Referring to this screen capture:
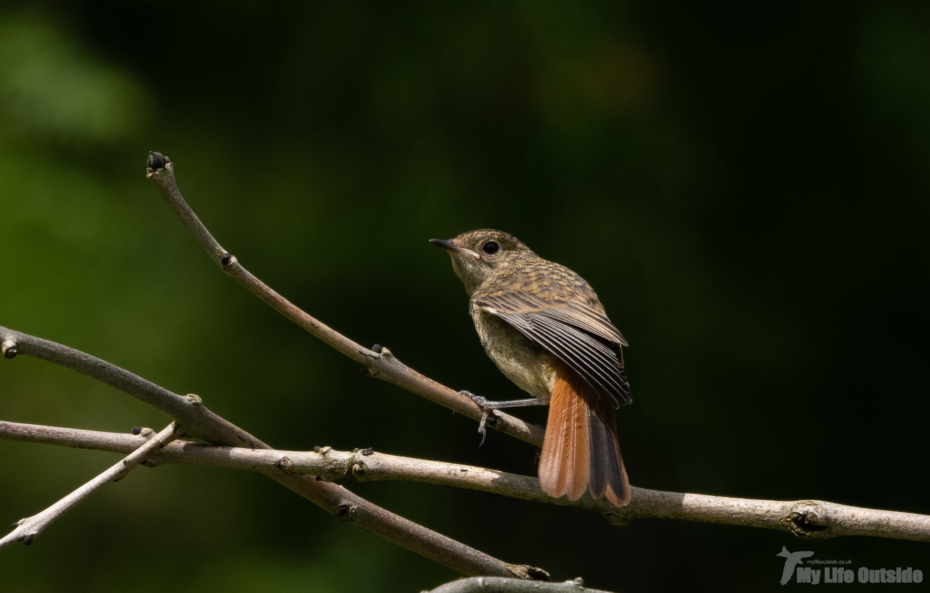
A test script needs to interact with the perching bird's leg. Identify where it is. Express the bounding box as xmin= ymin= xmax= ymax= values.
xmin=459 ymin=390 xmax=549 ymax=446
